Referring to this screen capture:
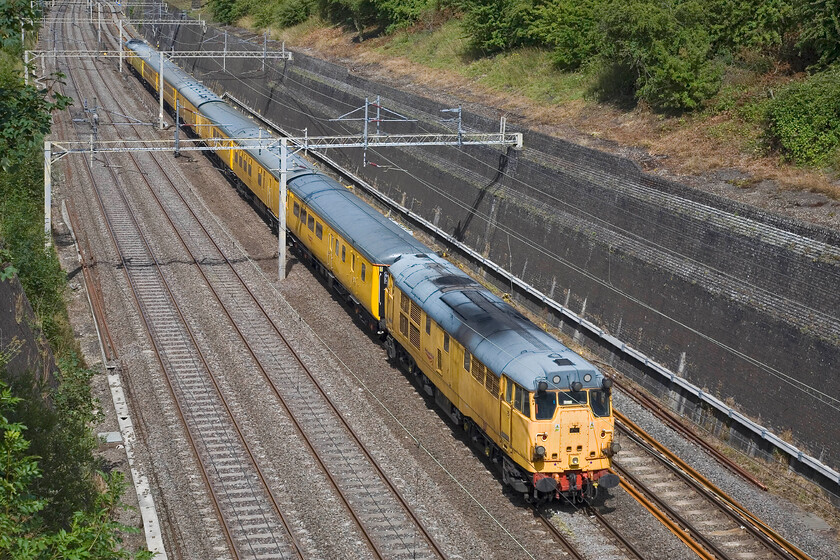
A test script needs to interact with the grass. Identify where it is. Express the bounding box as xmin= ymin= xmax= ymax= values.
xmin=248 ymin=13 xmax=840 ymax=202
